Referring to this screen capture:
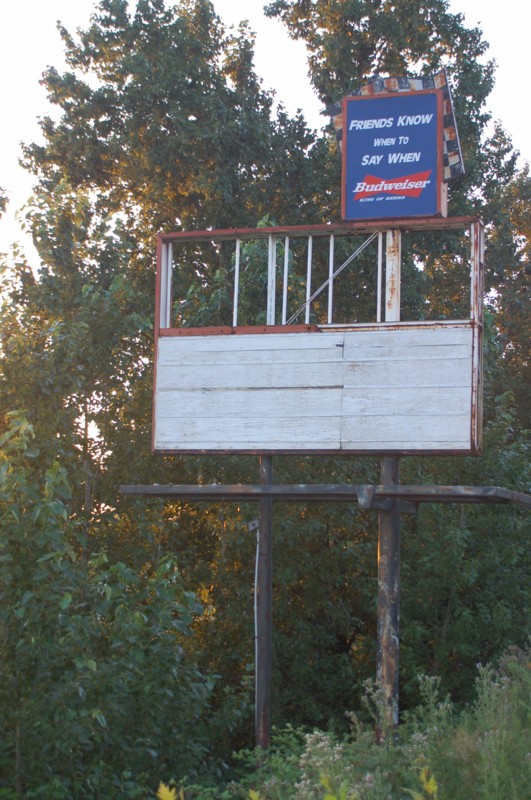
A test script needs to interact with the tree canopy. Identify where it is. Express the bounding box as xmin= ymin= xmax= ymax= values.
xmin=0 ymin=0 xmax=529 ymax=795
